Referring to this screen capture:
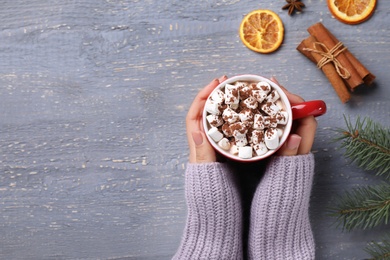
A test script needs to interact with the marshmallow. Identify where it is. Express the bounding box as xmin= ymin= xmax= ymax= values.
xmin=229 ymin=143 xmax=239 ymax=155
xmin=238 ymin=85 xmax=252 ymax=100
xmin=252 ymin=89 xmax=267 ymax=103
xmin=218 ymin=138 xmax=231 ymax=151
xmin=231 ymin=122 xmax=248 ymax=136
xmin=234 ymin=81 xmax=249 ymax=88
xmin=242 ymin=96 xmax=258 ymax=109
xmin=238 ymin=146 xmax=253 ymax=159
xmin=261 ymin=102 xmax=280 ymax=116
xmin=222 ymin=107 xmax=239 ymax=124
xmin=253 ymin=142 xmax=268 ymax=156
xmin=229 ymin=102 xmax=239 ymax=110
xmin=265 ymin=128 xmax=279 ymax=149
xmin=205 ymin=100 xmax=221 ymax=115
xmin=239 ymin=108 xmax=254 ymax=123
xmin=276 ymin=100 xmax=284 ymax=110
xmin=224 ymin=84 xmax=240 ymax=106
xmin=277 ymin=128 xmax=284 ymax=138
xmin=253 ymin=114 xmax=266 ymax=130
xmin=265 ymin=116 xmax=278 ymax=128
xmin=234 ymin=133 xmax=248 ymax=147
xmin=222 ymin=123 xmax=233 ymax=137
xmin=211 ymin=89 xmax=225 ymax=104
xmin=261 ymin=116 xmax=271 ymax=128
xmin=256 ymin=81 xmax=271 ymax=94
xmin=275 ymin=111 xmax=288 ymax=125
xmin=267 ymin=90 xmax=280 ymax=102
xmin=251 ymin=130 xmax=265 ymax=145
xmin=206 ymin=114 xmax=224 ymax=127
xmin=208 ymin=127 xmax=224 ymax=142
